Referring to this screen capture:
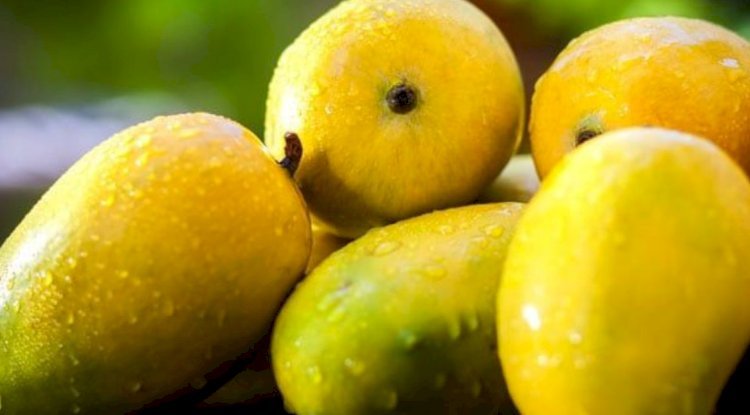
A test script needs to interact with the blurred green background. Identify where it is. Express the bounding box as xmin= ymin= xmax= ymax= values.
xmin=3 ymin=0 xmax=750 ymax=258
